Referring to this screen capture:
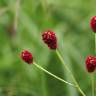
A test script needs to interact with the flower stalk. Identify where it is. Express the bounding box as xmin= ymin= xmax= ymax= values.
xmin=91 ymin=73 xmax=94 ymax=96
xmin=91 ymin=33 xmax=96 ymax=96
xmin=33 ymin=62 xmax=76 ymax=87
xmin=55 ymin=49 xmax=86 ymax=96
